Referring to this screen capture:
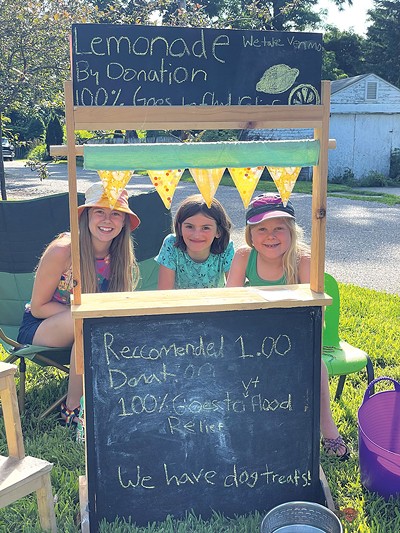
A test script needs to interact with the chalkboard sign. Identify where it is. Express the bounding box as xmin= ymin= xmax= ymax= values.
xmin=83 ymin=306 xmax=323 ymax=529
xmin=71 ymin=24 xmax=322 ymax=107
